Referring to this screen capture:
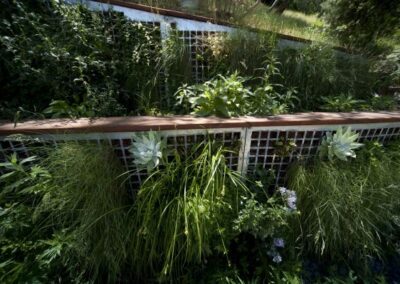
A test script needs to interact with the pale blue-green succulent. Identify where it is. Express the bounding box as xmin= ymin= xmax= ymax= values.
xmin=129 ymin=131 xmax=165 ymax=172
xmin=319 ymin=127 xmax=363 ymax=161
